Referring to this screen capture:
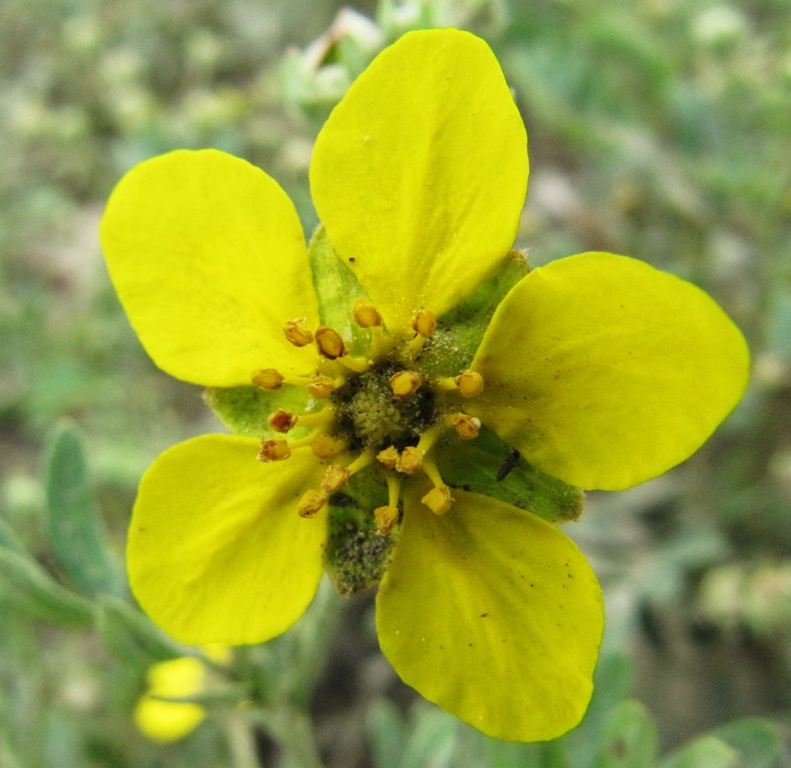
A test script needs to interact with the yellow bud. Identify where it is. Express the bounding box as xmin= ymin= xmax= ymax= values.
xmin=283 ymin=319 xmax=313 ymax=347
xmin=390 ymin=370 xmax=421 ymax=399
xmin=315 ymin=327 xmax=346 ymax=359
xmin=251 ymin=368 xmax=284 ymax=390
xmin=353 ymin=299 xmax=382 ymax=328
